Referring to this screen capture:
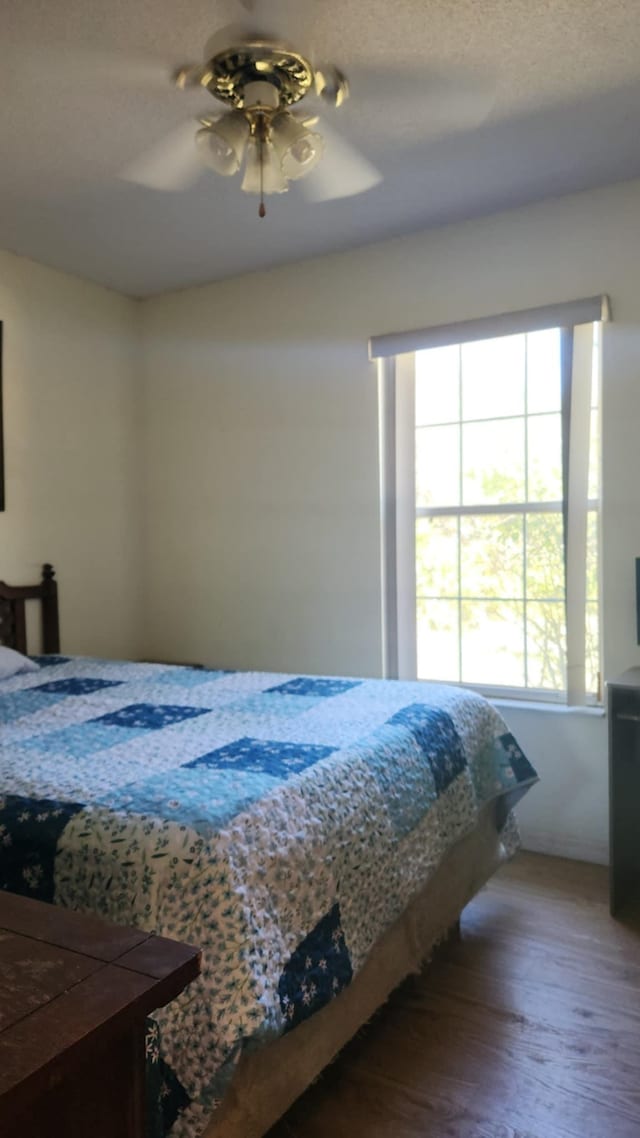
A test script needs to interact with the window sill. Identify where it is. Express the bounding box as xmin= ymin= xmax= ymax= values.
xmin=491 ymin=697 xmax=605 ymax=717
